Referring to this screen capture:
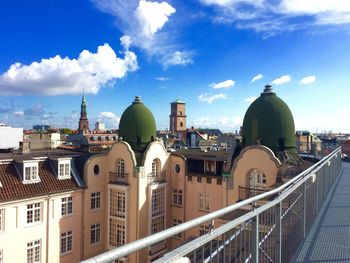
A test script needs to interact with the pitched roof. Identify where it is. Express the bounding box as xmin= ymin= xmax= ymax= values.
xmin=0 ymin=160 xmax=80 ymax=202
